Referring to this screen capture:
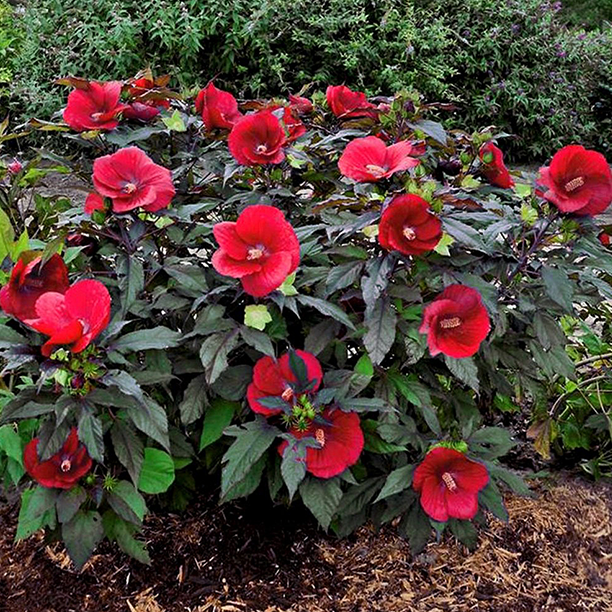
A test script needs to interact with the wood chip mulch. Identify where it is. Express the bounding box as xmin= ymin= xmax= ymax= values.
xmin=0 ymin=475 xmax=611 ymax=612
